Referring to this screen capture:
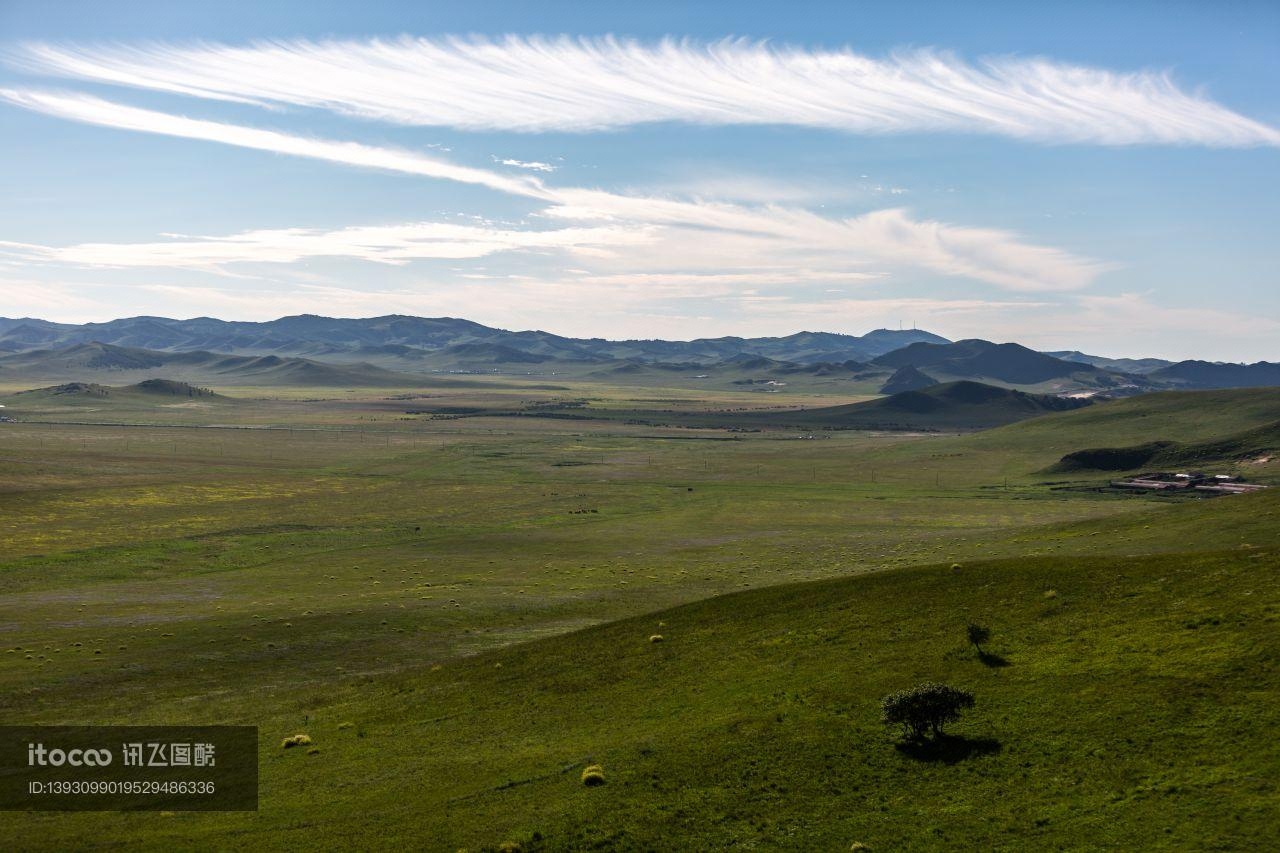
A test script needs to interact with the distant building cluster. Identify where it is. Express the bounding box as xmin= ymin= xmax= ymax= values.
xmin=1111 ymin=472 xmax=1269 ymax=495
